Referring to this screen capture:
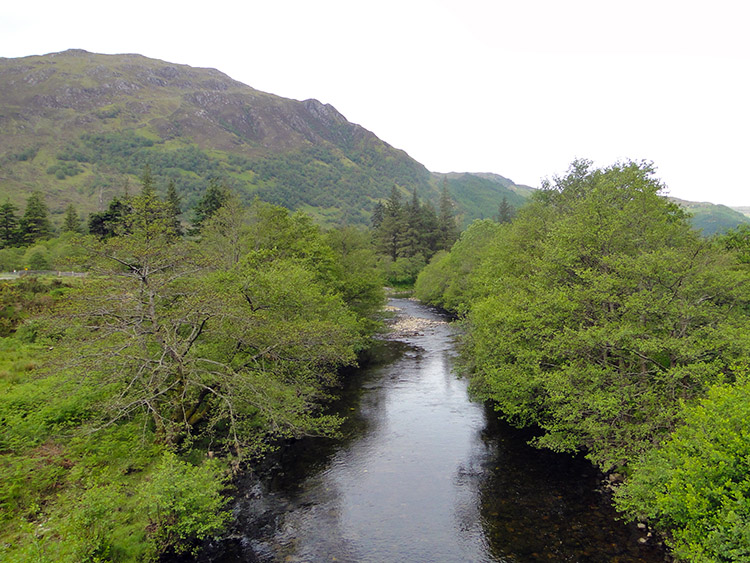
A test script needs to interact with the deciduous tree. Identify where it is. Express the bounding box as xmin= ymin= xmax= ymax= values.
xmin=54 ymin=193 xmax=363 ymax=461
xmin=452 ymin=160 xmax=750 ymax=469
